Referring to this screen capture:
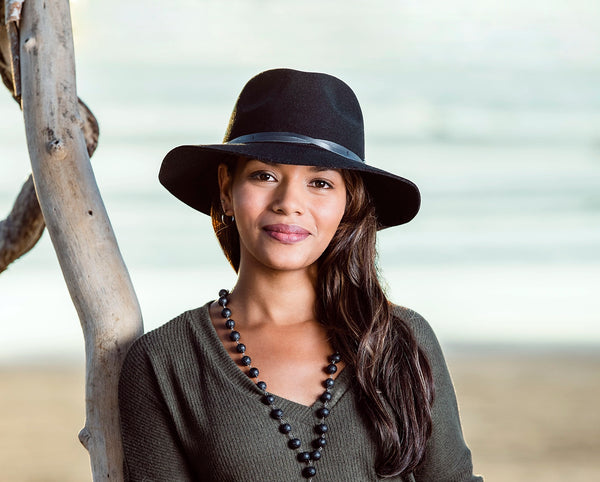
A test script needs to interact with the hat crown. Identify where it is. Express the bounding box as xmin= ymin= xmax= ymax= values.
xmin=224 ymin=69 xmax=365 ymax=159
